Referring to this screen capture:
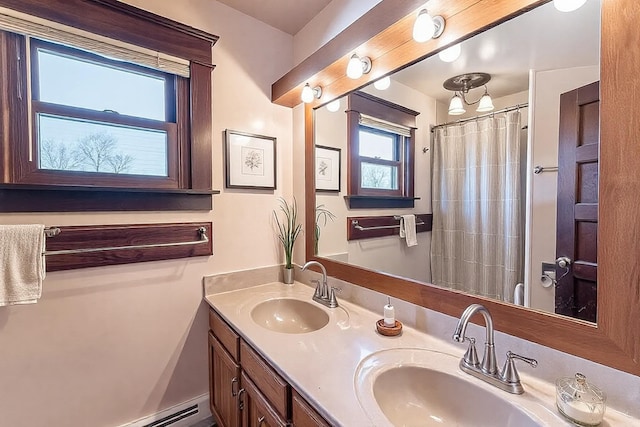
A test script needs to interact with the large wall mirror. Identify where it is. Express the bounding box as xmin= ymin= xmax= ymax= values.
xmin=313 ymin=0 xmax=600 ymax=323
xmin=299 ymin=0 xmax=640 ymax=376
